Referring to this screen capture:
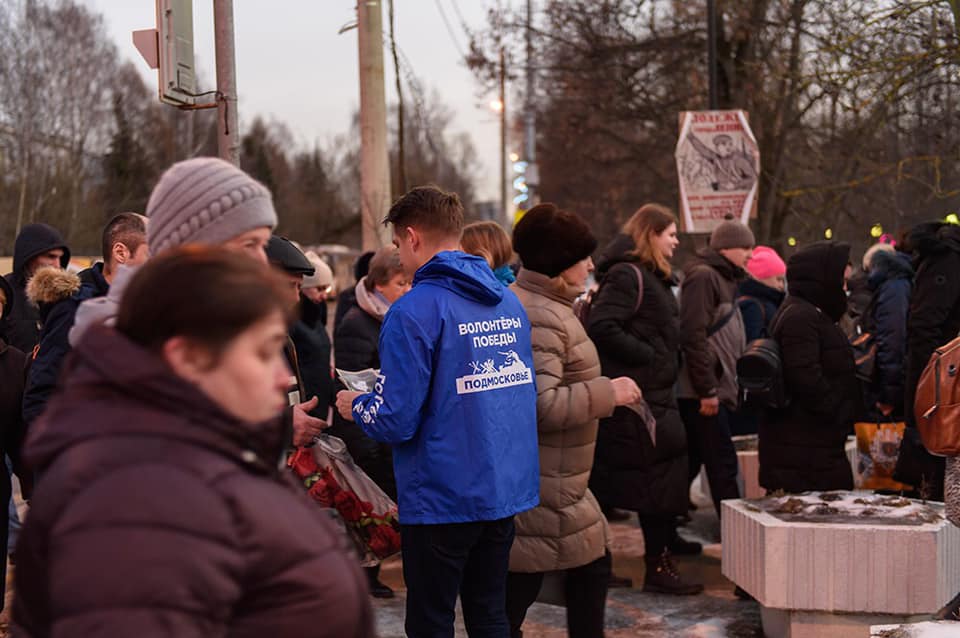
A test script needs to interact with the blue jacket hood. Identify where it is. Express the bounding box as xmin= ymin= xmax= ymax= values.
xmin=415 ymin=251 xmax=504 ymax=306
